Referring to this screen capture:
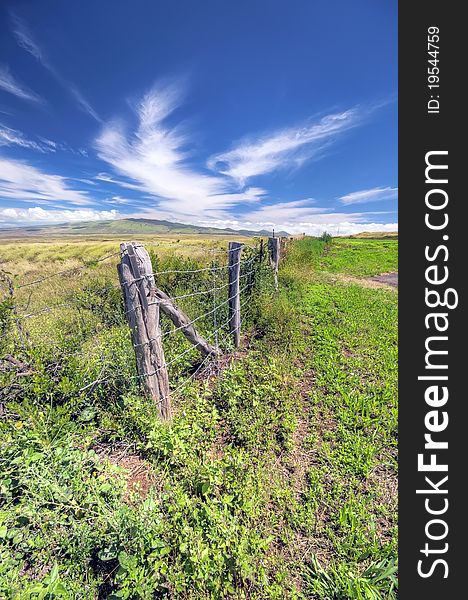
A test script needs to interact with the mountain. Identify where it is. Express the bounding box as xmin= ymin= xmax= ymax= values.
xmin=0 ymin=218 xmax=289 ymax=239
